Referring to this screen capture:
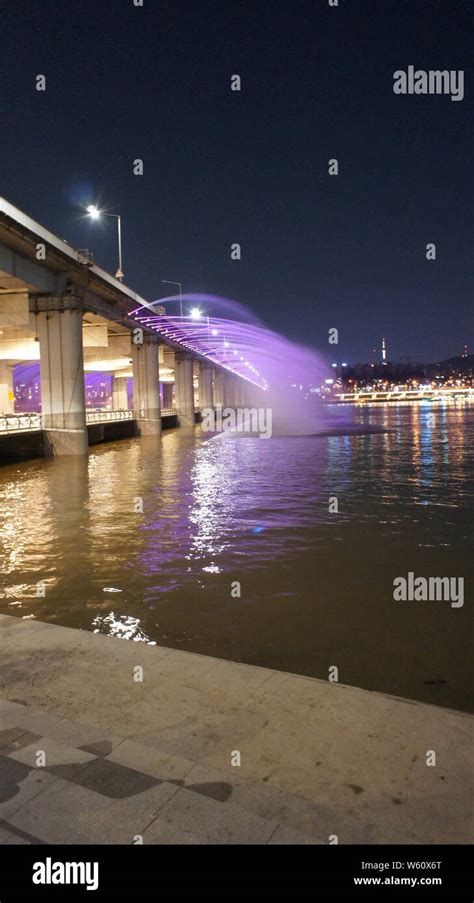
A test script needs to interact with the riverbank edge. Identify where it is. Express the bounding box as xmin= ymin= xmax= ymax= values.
xmin=1 ymin=614 xmax=472 ymax=844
